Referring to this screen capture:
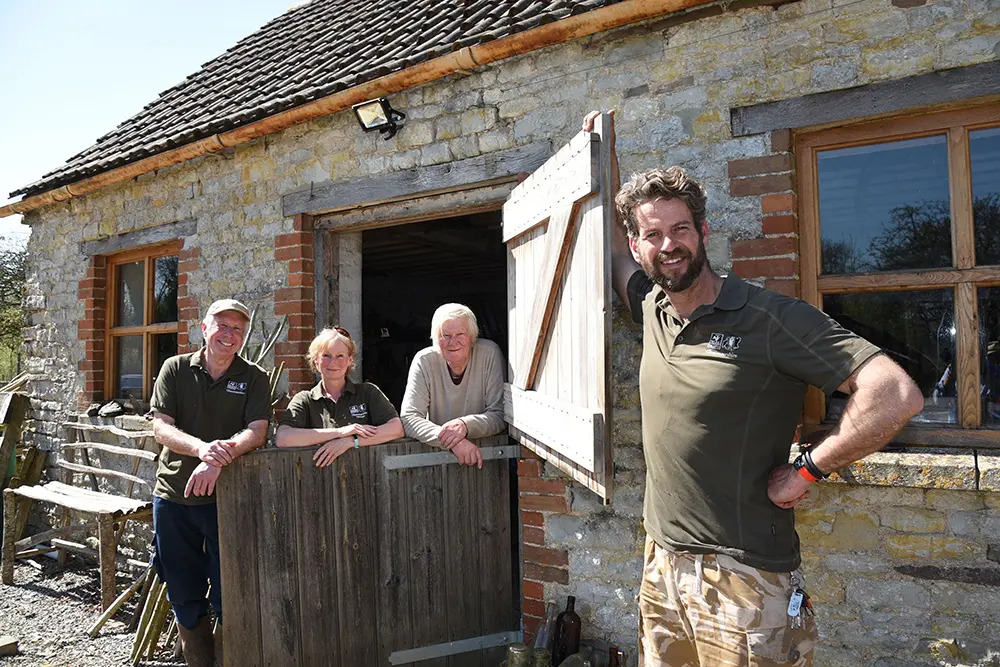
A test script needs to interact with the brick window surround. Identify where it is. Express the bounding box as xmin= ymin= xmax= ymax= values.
xmin=77 ymin=255 xmax=108 ymax=410
xmin=518 ymin=455 xmax=571 ymax=645
xmin=77 ymin=240 xmax=190 ymax=410
xmin=274 ymin=213 xmax=316 ymax=398
xmin=728 ymin=129 xmax=799 ymax=298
